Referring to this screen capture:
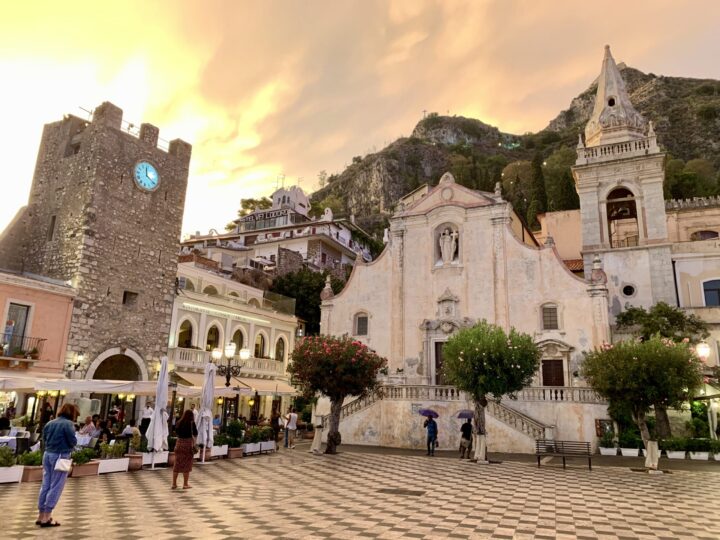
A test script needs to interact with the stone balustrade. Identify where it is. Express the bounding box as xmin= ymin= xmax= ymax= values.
xmin=167 ymin=347 xmax=285 ymax=377
xmin=486 ymin=400 xmax=548 ymax=440
xmin=383 ymin=385 xmax=465 ymax=401
xmin=513 ymin=386 xmax=606 ymax=404
xmin=576 ymin=136 xmax=658 ymax=165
